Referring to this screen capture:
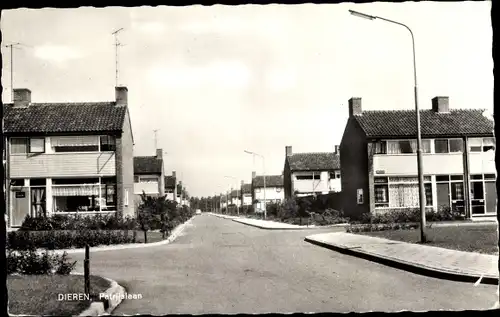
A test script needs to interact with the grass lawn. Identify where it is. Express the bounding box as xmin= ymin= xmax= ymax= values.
xmin=357 ymin=225 xmax=499 ymax=255
xmin=134 ymin=230 xmax=167 ymax=244
xmin=8 ymin=274 xmax=111 ymax=316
